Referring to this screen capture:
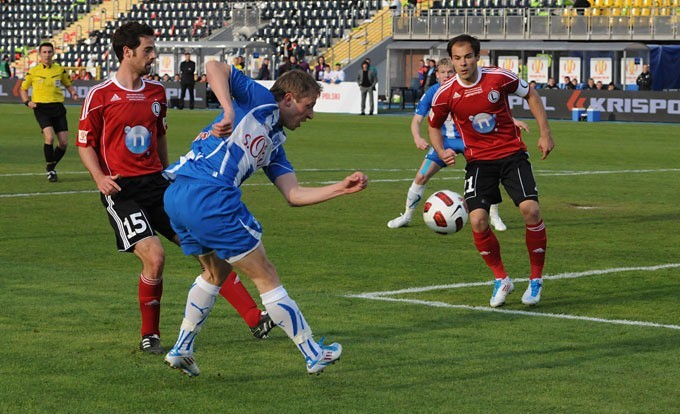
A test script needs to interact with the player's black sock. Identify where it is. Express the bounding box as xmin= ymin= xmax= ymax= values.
xmin=44 ymin=144 xmax=55 ymax=172
xmin=53 ymin=146 xmax=66 ymax=166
